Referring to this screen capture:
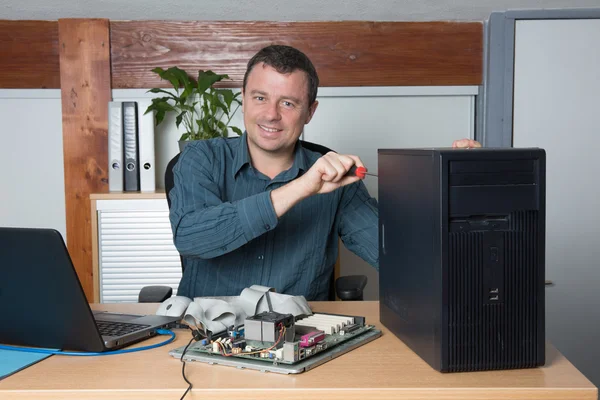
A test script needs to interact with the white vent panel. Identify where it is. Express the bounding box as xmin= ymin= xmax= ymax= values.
xmin=98 ymin=208 xmax=182 ymax=303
